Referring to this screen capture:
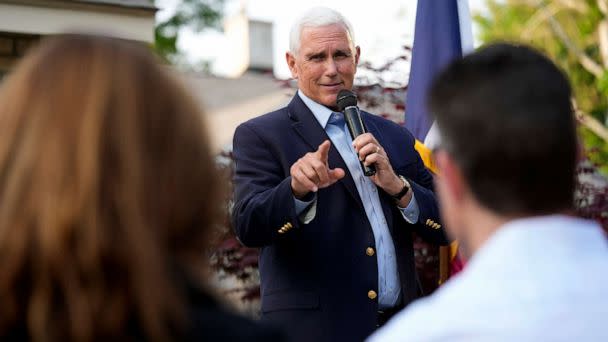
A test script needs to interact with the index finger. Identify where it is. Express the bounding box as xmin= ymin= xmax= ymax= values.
xmin=316 ymin=140 xmax=331 ymax=163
